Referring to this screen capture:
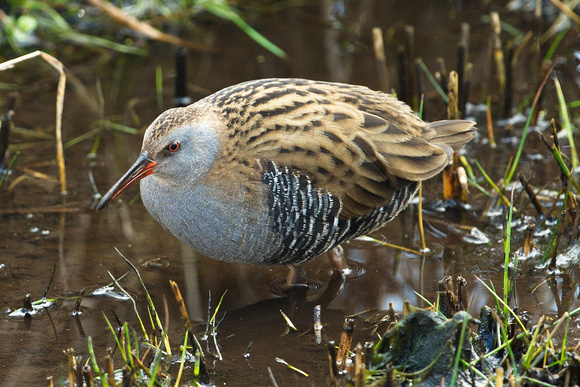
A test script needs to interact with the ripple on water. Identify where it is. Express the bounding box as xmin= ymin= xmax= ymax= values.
xmin=314 ymin=260 xmax=366 ymax=281
xmin=462 ymin=227 xmax=490 ymax=244
xmin=269 ymin=277 xmax=323 ymax=297
xmin=7 ymin=299 xmax=56 ymax=318
xmin=91 ymin=285 xmax=131 ymax=300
